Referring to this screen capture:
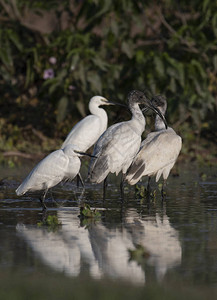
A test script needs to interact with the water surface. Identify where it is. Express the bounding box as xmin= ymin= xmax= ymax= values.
xmin=0 ymin=163 xmax=217 ymax=296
